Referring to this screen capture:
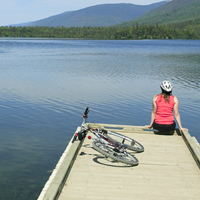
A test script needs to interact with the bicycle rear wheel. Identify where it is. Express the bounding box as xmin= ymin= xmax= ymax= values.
xmin=92 ymin=140 xmax=138 ymax=166
xmin=102 ymin=130 xmax=144 ymax=152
